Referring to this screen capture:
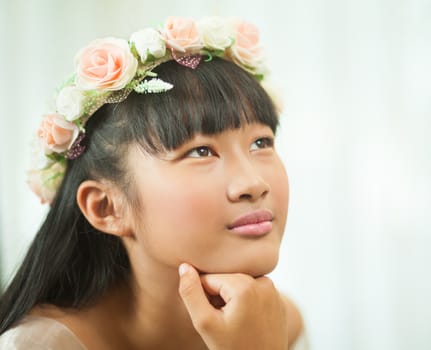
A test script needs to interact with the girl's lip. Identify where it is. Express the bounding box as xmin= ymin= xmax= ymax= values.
xmin=228 ymin=209 xmax=274 ymax=236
